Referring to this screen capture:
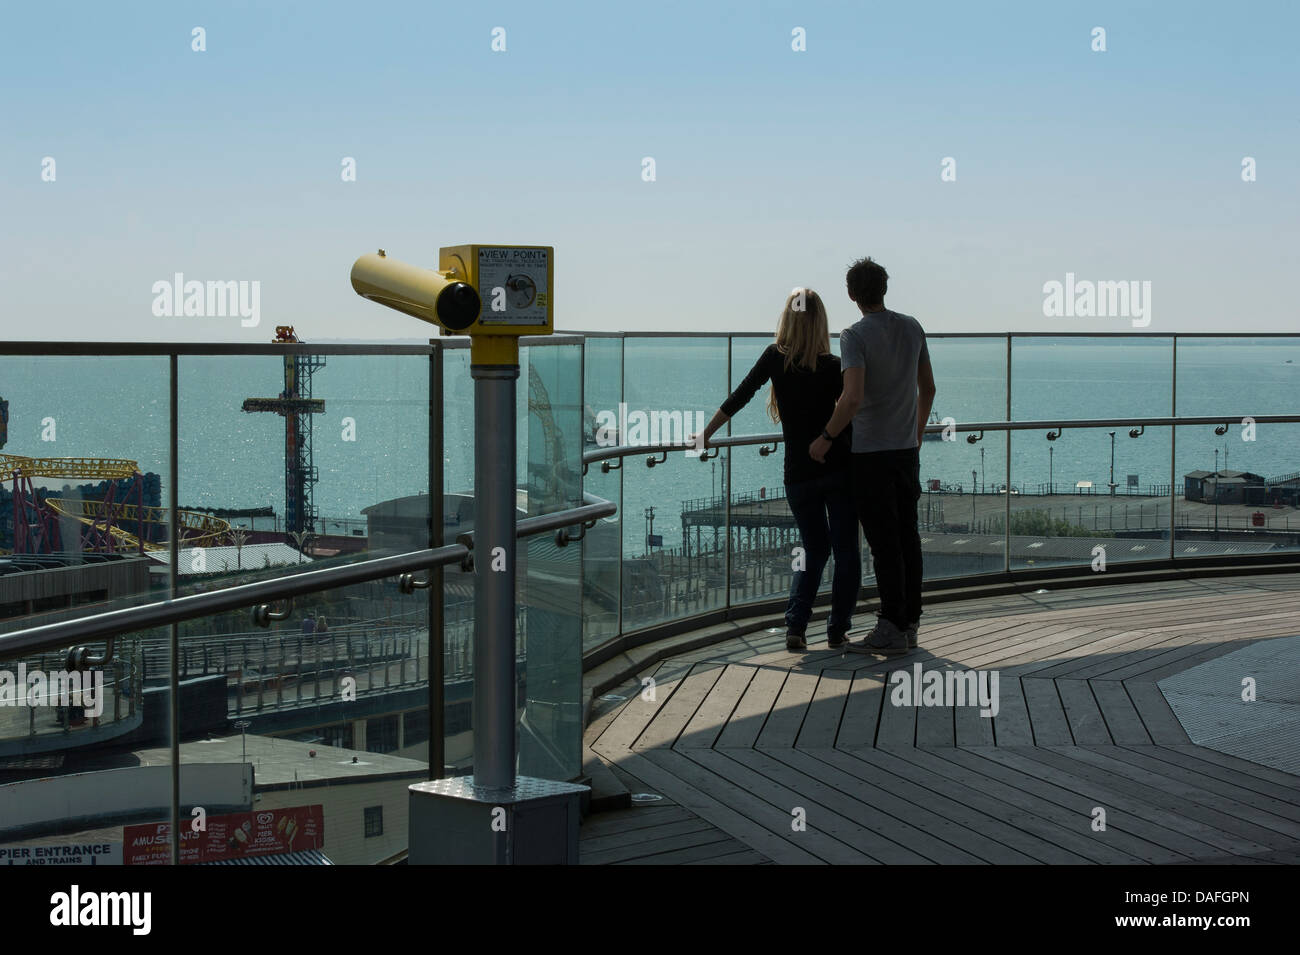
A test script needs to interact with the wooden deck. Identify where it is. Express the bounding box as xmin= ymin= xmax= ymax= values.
xmin=582 ymin=574 xmax=1300 ymax=864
